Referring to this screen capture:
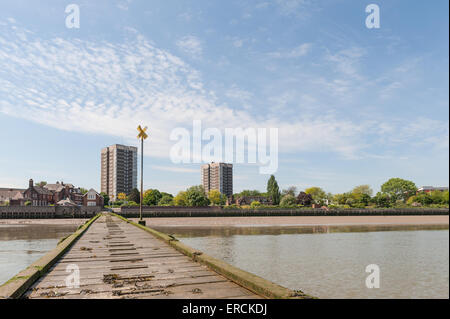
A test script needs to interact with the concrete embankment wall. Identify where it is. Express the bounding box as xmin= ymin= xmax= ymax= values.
xmin=0 ymin=206 xmax=102 ymax=219
xmin=120 ymin=206 xmax=449 ymax=218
